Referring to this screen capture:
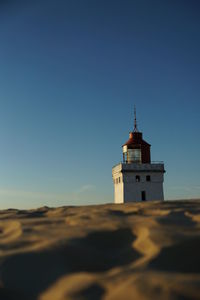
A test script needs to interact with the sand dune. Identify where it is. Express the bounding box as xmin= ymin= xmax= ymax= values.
xmin=0 ymin=200 xmax=200 ymax=299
